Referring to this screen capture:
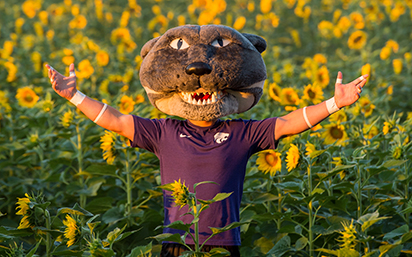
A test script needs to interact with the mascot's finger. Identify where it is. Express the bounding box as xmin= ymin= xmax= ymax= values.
xmin=336 ymin=71 xmax=343 ymax=84
xmin=69 ymin=63 xmax=76 ymax=77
